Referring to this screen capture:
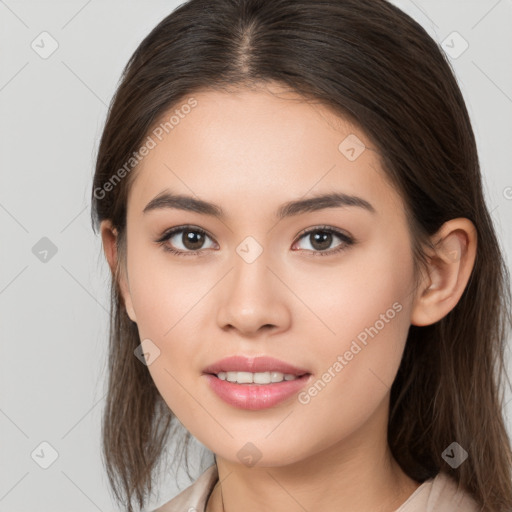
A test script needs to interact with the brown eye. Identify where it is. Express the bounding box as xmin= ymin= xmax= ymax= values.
xmin=156 ymin=226 xmax=217 ymax=256
xmin=181 ymin=229 xmax=206 ymax=250
xmin=293 ymin=226 xmax=354 ymax=256
xmin=308 ymin=230 xmax=333 ymax=251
